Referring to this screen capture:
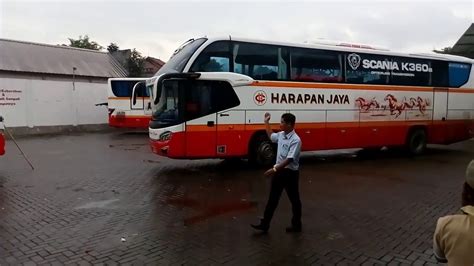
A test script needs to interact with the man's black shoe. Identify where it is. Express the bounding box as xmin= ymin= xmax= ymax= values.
xmin=251 ymin=222 xmax=269 ymax=232
xmin=285 ymin=226 xmax=302 ymax=233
